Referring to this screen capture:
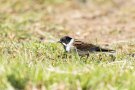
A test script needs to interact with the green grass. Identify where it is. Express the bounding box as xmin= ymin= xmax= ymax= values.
xmin=1 ymin=41 xmax=135 ymax=90
xmin=0 ymin=0 xmax=135 ymax=90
